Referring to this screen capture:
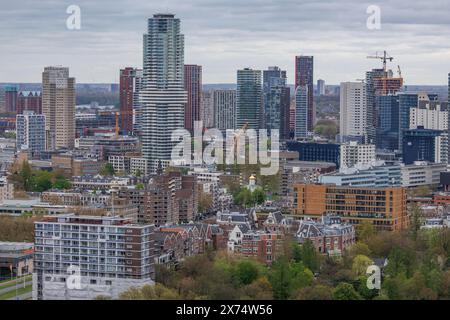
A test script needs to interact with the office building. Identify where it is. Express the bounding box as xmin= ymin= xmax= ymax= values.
xmin=33 ymin=214 xmax=155 ymax=300
xmin=320 ymin=161 xmax=402 ymax=187
xmin=184 ymin=64 xmax=202 ymax=132
xmin=376 ymin=95 xmax=399 ymax=151
xmin=402 ymin=127 xmax=443 ymax=165
xmin=317 ymin=79 xmax=325 ymax=96
xmin=119 ymin=67 xmax=143 ymax=135
xmin=294 ymin=85 xmax=308 ymax=139
xmin=286 ymin=141 xmax=341 ymax=168
xmin=365 ymin=67 xmax=403 ymax=144
xmin=398 ymin=93 xmax=419 ymax=153
xmin=236 ymin=68 xmax=262 ymax=130
xmin=295 ymin=56 xmax=314 ymax=130
xmin=340 ymin=142 xmax=376 ymax=169
xmin=263 ymin=66 xmax=290 ymax=138
xmin=16 ymin=111 xmax=46 ymax=157
xmin=339 ymin=82 xmax=367 ymax=143
xmin=140 ymin=14 xmax=187 ymax=172
xmin=401 ymin=161 xmax=446 ymax=187
xmin=214 ymin=90 xmax=236 ymax=130
xmin=42 ymin=66 xmax=76 ymax=150
xmin=294 ymin=184 xmax=409 ymax=231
